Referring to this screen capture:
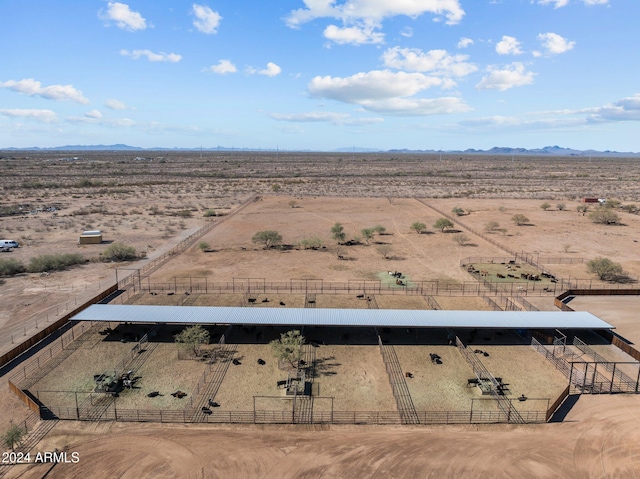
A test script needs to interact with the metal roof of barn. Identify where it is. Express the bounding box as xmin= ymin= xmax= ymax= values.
xmin=71 ymin=304 xmax=614 ymax=330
